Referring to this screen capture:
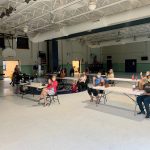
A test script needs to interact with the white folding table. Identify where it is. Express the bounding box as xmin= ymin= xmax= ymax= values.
xmin=21 ymin=82 xmax=47 ymax=98
xmin=108 ymin=77 xmax=139 ymax=84
xmin=91 ymin=85 xmax=144 ymax=115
